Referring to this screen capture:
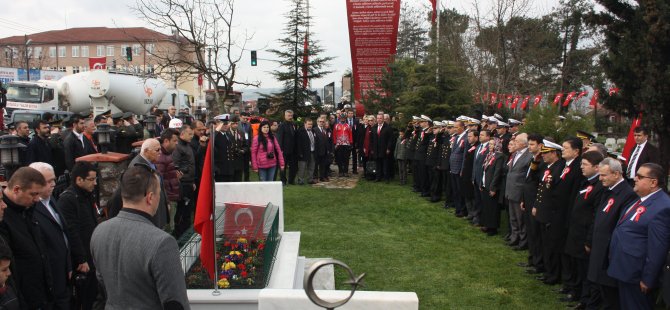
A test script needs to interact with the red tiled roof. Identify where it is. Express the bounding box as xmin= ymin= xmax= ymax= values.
xmin=0 ymin=27 xmax=181 ymax=45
